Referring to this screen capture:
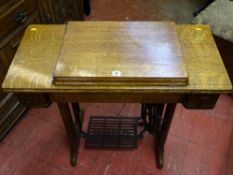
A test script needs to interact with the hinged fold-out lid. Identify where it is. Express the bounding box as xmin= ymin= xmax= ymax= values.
xmin=53 ymin=21 xmax=188 ymax=86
